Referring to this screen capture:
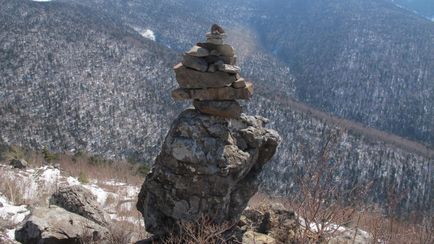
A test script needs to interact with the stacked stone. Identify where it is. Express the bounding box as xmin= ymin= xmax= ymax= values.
xmin=172 ymin=24 xmax=253 ymax=118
